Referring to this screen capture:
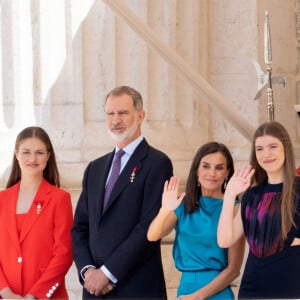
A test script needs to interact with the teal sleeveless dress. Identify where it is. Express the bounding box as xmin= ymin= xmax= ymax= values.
xmin=173 ymin=196 xmax=234 ymax=300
